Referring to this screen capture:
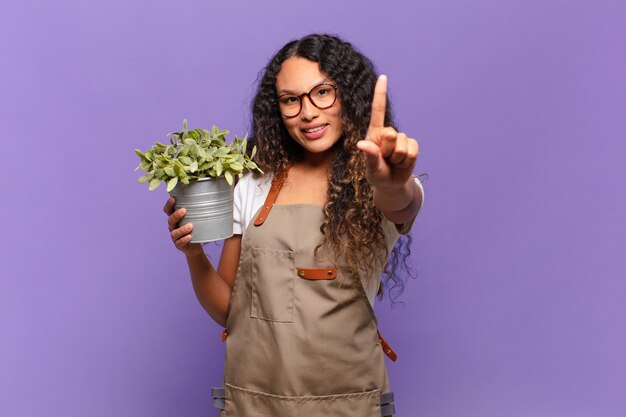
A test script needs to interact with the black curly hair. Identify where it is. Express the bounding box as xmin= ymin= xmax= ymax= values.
xmin=248 ymin=33 xmax=415 ymax=302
